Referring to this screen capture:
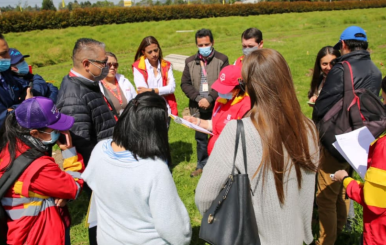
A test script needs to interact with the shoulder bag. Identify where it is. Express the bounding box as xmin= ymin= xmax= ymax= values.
xmin=199 ymin=120 xmax=261 ymax=245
